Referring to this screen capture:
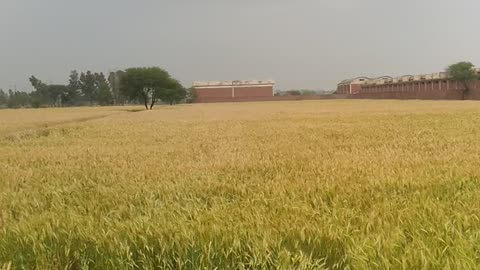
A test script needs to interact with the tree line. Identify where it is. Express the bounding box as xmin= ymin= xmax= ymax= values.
xmin=0 ymin=67 xmax=189 ymax=110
